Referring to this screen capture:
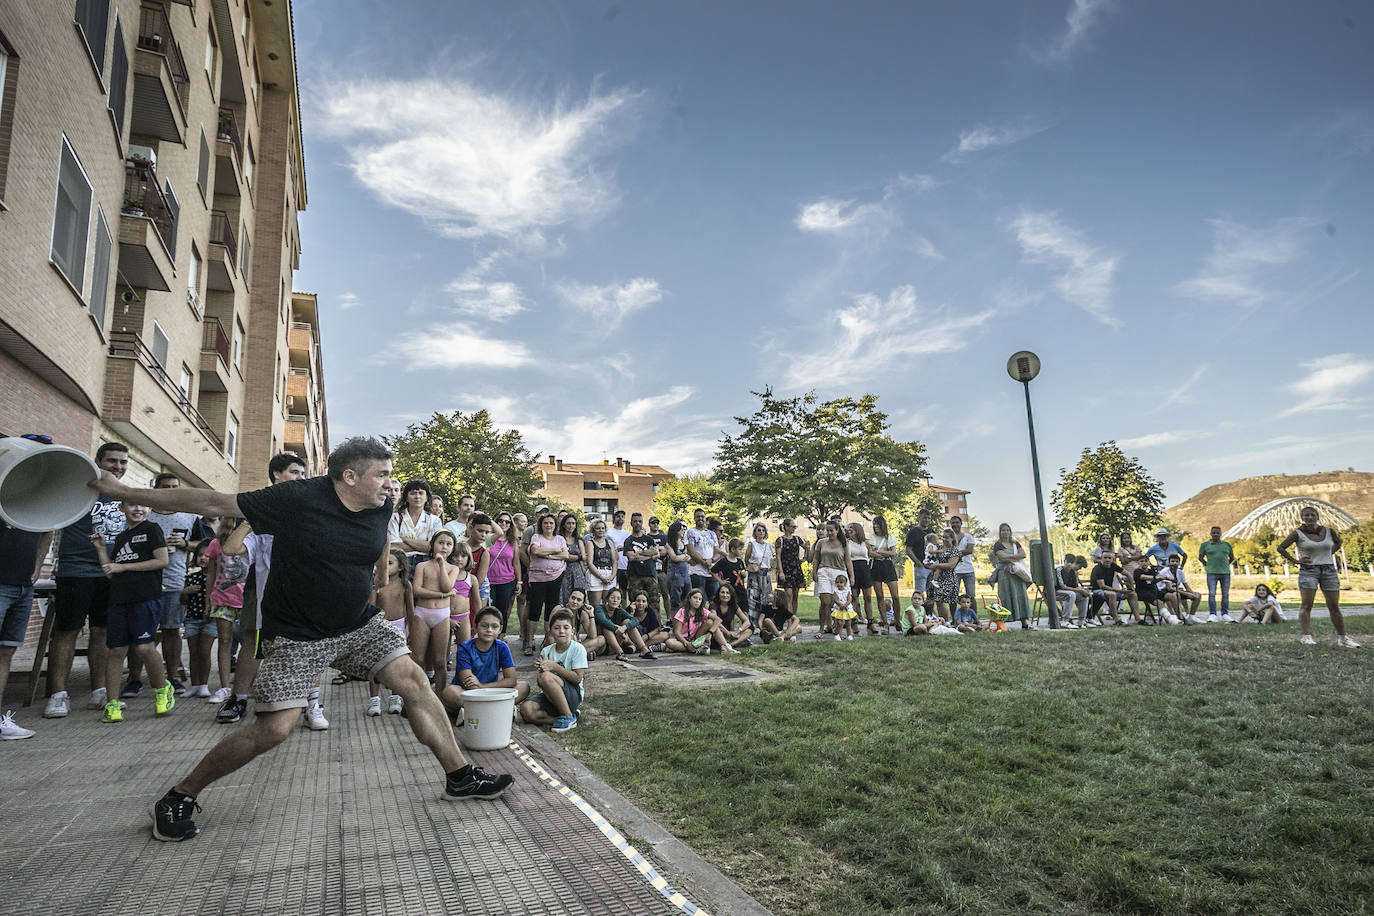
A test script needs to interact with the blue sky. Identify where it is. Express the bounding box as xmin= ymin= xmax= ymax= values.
xmin=292 ymin=0 xmax=1374 ymax=528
